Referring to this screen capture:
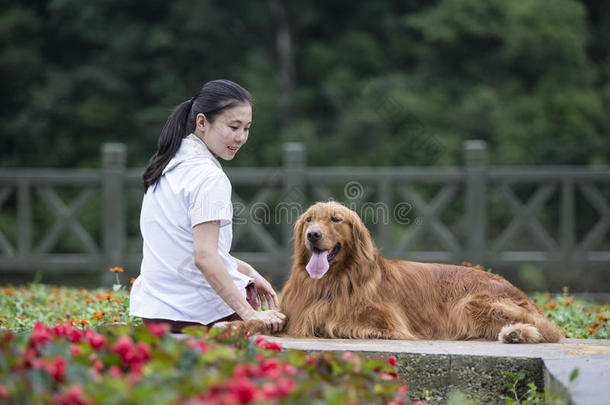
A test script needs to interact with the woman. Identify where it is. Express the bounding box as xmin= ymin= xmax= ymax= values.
xmin=130 ymin=79 xmax=286 ymax=333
